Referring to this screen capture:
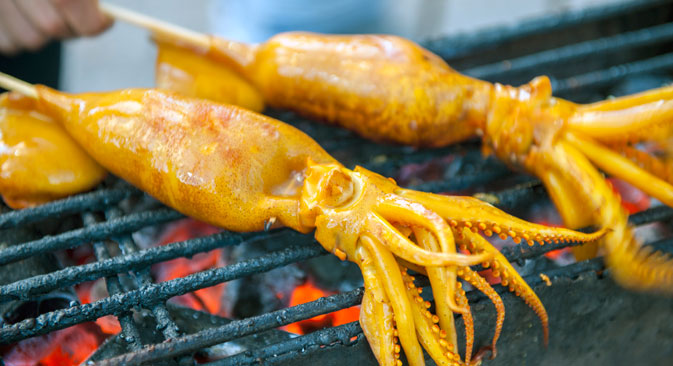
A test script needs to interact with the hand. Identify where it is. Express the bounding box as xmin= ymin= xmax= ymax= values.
xmin=0 ymin=0 xmax=112 ymax=55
